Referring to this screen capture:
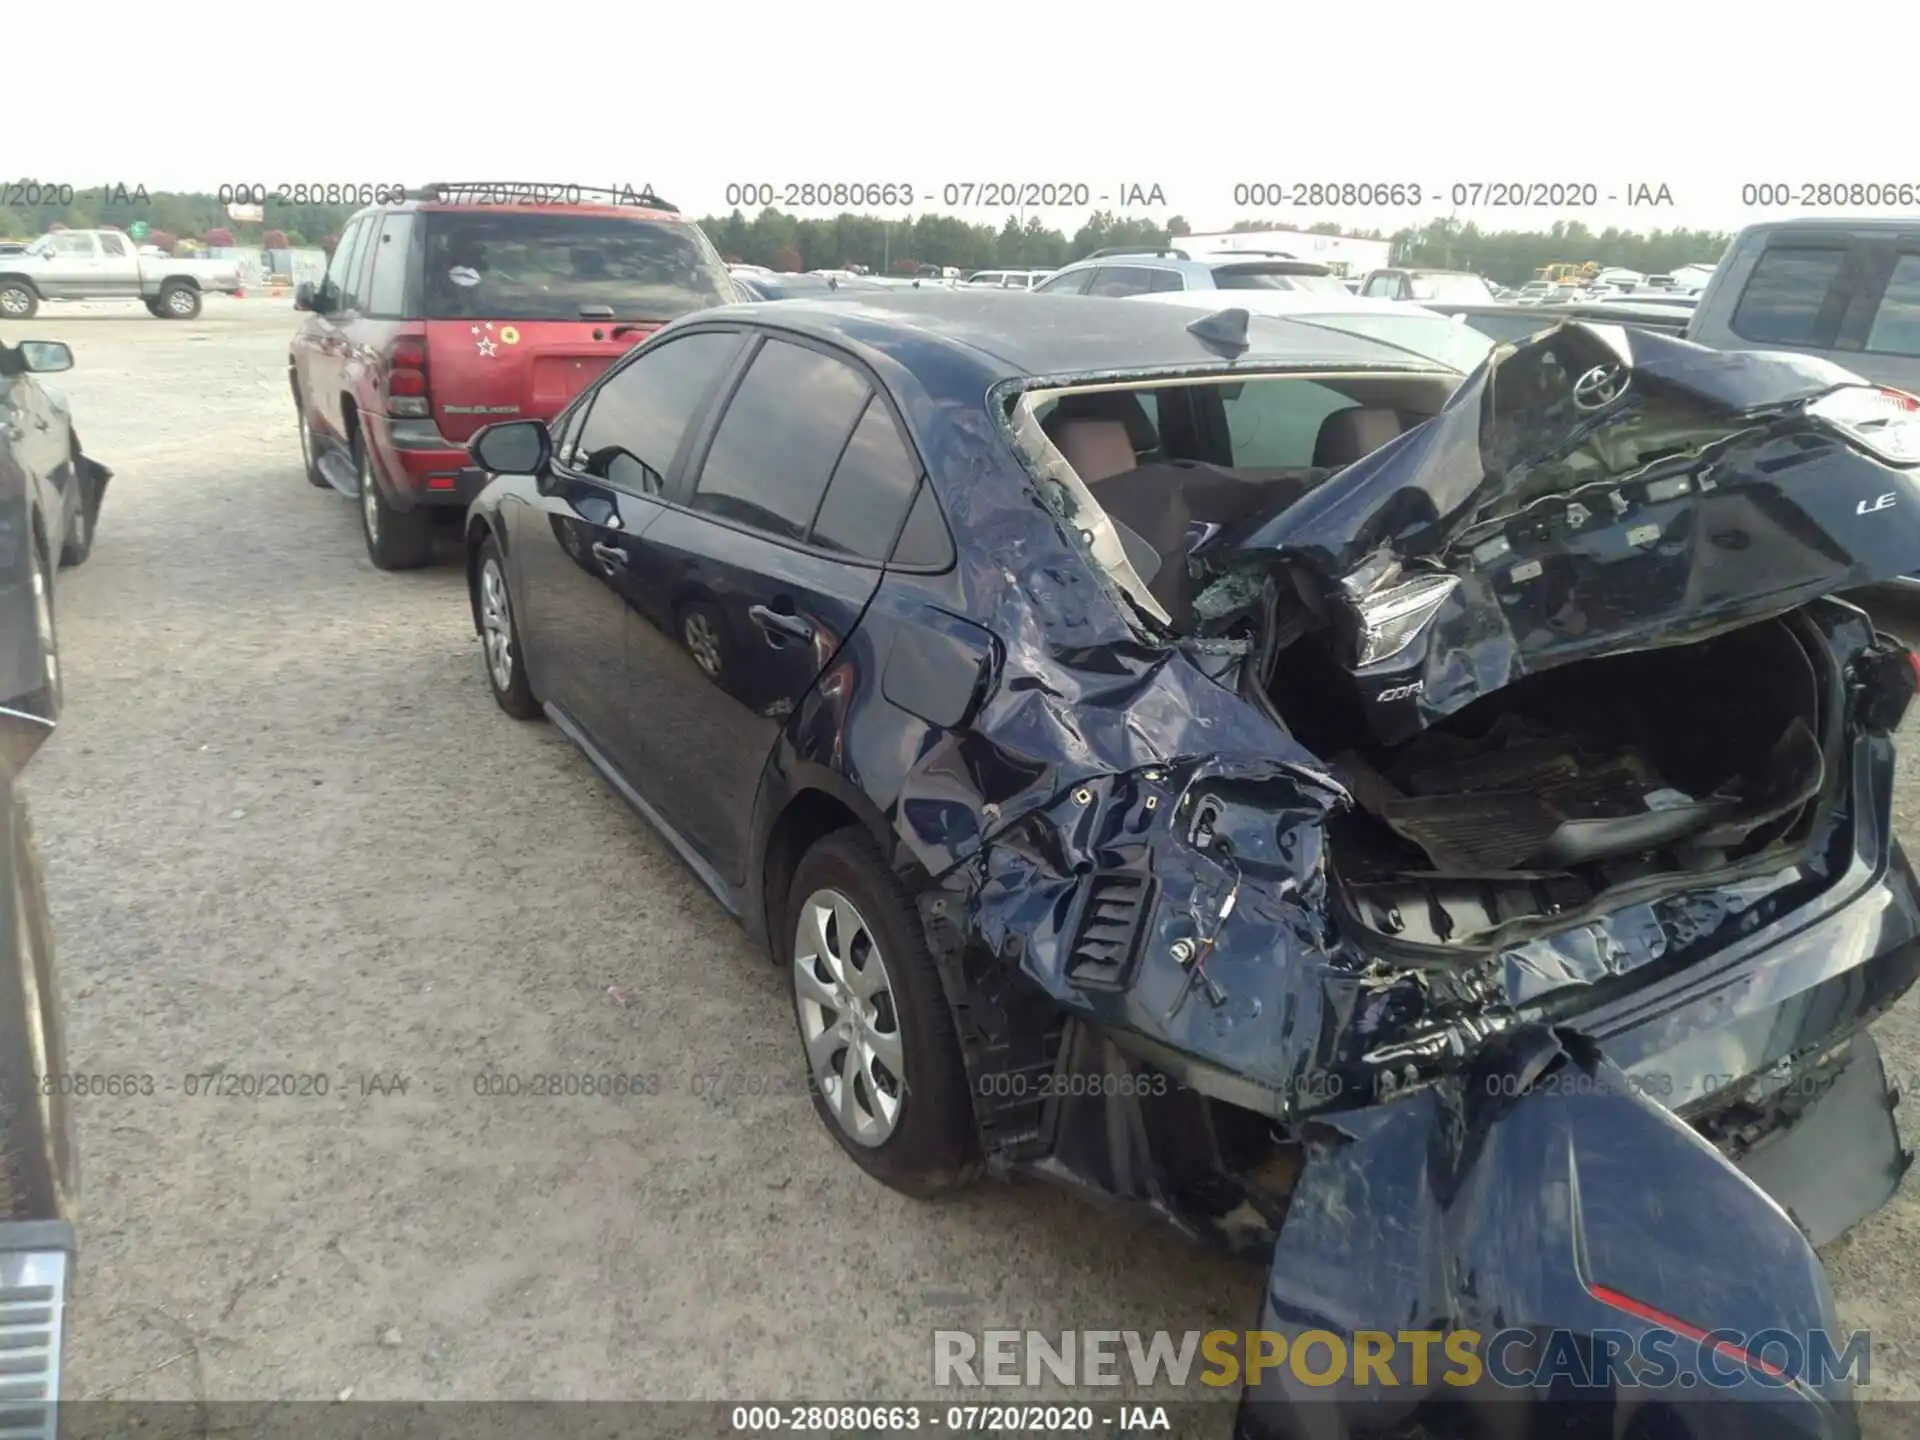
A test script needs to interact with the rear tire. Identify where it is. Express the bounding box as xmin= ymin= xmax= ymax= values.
xmin=156 ymin=282 xmax=200 ymax=320
xmin=292 ymin=384 xmax=330 ymax=489
xmin=0 ymin=284 xmax=36 ymax=322
xmin=357 ymin=435 xmax=432 ymax=571
xmin=786 ymin=828 xmax=980 ymax=1198
xmin=476 ymin=537 xmax=540 ymax=720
